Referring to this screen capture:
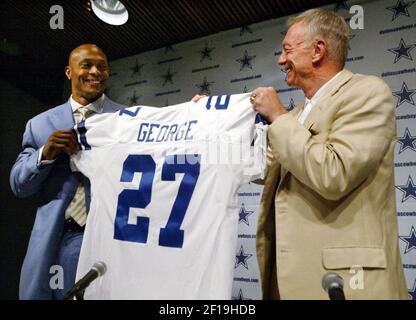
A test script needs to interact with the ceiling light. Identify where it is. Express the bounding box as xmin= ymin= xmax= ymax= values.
xmin=90 ymin=0 xmax=129 ymax=26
